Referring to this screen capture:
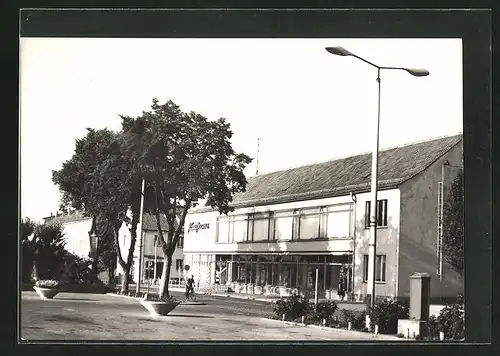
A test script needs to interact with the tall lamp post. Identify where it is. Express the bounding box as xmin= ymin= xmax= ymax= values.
xmin=325 ymin=46 xmax=429 ymax=313
xmin=90 ymin=232 xmax=99 ymax=281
